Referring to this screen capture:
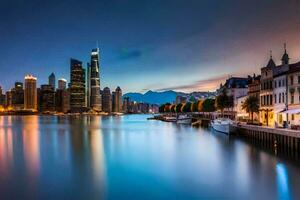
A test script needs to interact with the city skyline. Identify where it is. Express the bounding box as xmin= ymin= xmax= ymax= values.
xmin=1 ymin=1 xmax=300 ymax=93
